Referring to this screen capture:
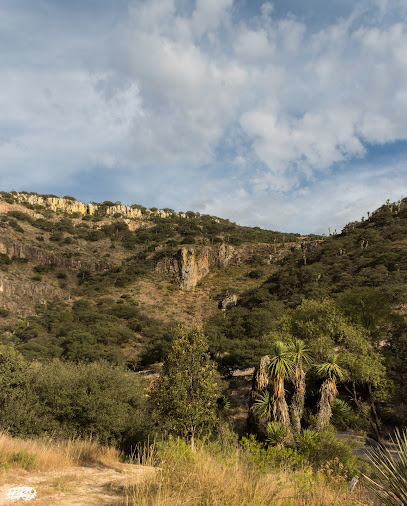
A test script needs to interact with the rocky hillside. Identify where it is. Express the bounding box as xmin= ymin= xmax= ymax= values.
xmin=0 ymin=190 xmax=306 ymax=366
